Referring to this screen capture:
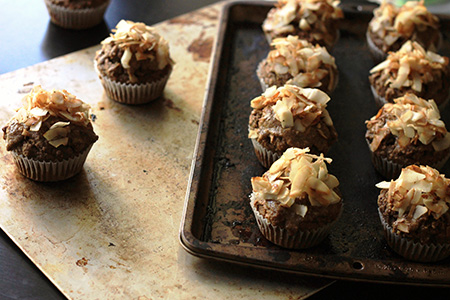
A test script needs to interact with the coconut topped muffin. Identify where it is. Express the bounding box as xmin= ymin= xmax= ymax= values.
xmin=248 ymin=85 xmax=337 ymax=167
xmin=376 ymin=165 xmax=450 ymax=242
xmin=256 ymin=35 xmax=338 ymax=94
xmin=95 ymin=19 xmax=174 ymax=85
xmin=366 ymin=93 xmax=450 ymax=157
xmin=262 ymin=0 xmax=343 ymax=49
xmin=367 ymin=0 xmax=441 ymax=60
xmin=369 ymin=41 xmax=450 ymax=107
xmin=250 ymin=147 xmax=342 ymax=248
xmin=2 ymin=85 xmax=97 ymax=161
